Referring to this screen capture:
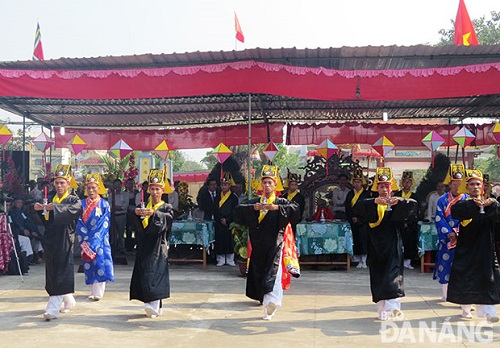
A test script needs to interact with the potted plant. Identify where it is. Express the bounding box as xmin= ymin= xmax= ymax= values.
xmin=231 ymin=222 xmax=249 ymax=276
